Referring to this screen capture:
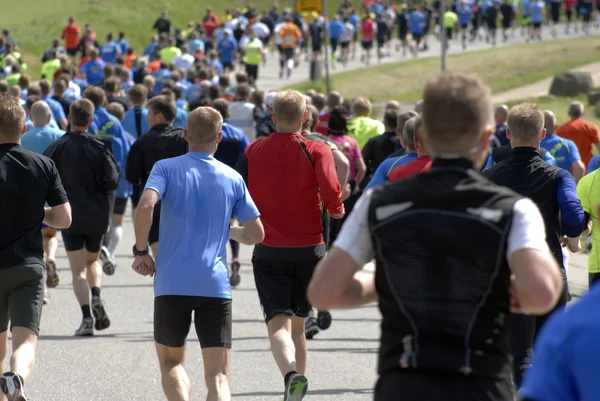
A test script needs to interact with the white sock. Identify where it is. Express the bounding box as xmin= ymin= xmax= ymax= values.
xmin=286 ymin=59 xmax=294 ymax=70
xmin=107 ymin=225 xmax=123 ymax=260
